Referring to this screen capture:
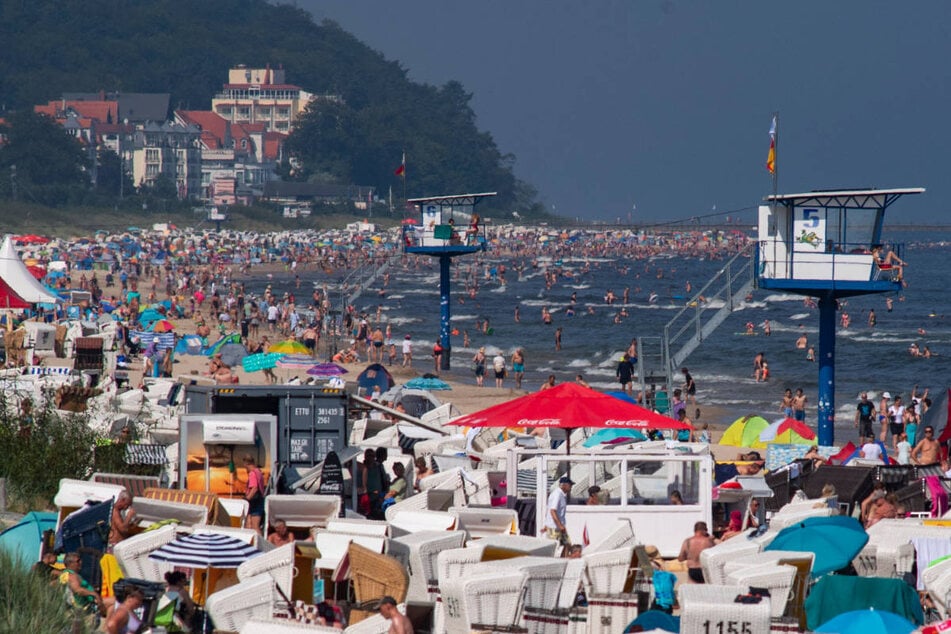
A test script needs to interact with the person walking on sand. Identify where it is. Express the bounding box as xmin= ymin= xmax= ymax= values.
xmin=432 ymin=340 xmax=443 ymax=374
xmin=678 ymin=521 xmax=716 ymax=583
xmin=511 ymin=348 xmax=525 ymax=389
xmin=493 ymin=351 xmax=506 ymax=388
xmin=473 ymin=347 xmax=486 ymax=387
